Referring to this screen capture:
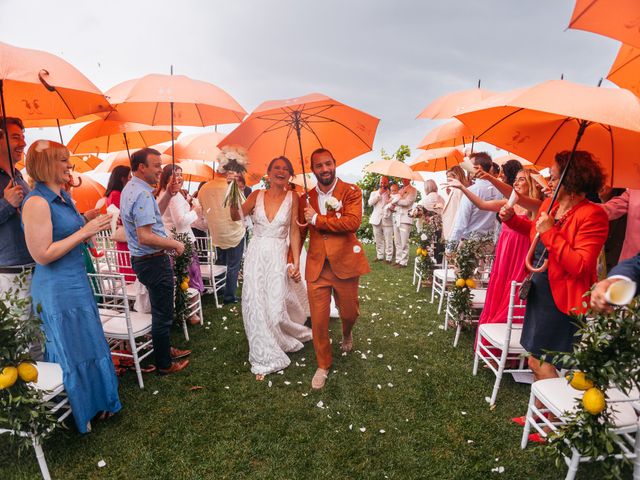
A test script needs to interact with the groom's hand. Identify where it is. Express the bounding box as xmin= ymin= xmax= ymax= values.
xmin=304 ymin=205 xmax=317 ymax=224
